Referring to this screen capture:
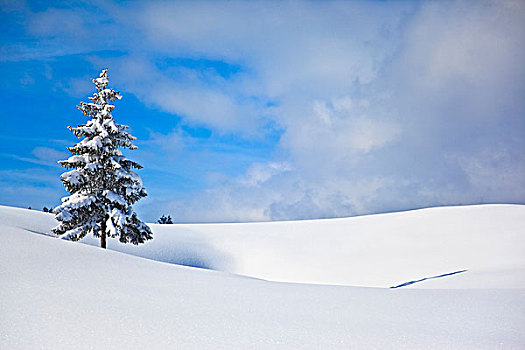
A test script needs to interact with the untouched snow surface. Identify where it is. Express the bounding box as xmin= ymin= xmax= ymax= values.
xmin=113 ymin=204 xmax=525 ymax=289
xmin=3 ymin=204 xmax=523 ymax=288
xmin=1 ymin=204 xmax=525 ymax=348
